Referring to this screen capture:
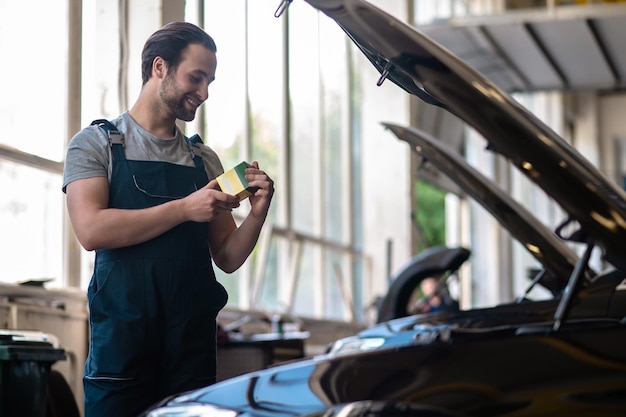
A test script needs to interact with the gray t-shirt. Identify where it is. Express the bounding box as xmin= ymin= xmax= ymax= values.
xmin=62 ymin=112 xmax=224 ymax=193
